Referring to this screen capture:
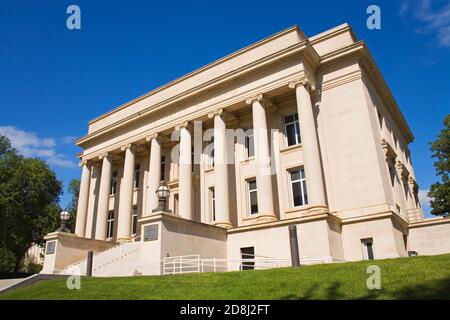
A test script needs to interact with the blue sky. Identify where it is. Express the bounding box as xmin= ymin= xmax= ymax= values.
xmin=0 ymin=1 xmax=449 ymax=216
